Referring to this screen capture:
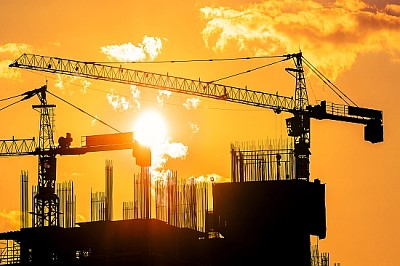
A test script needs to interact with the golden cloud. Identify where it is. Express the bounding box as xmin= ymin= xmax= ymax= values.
xmin=0 ymin=43 xmax=33 ymax=56
xmin=106 ymin=85 xmax=141 ymax=111
xmin=157 ymin=90 xmax=172 ymax=107
xmin=101 ymin=35 xmax=164 ymax=62
xmin=0 ymin=60 xmax=21 ymax=79
xmin=183 ymin=97 xmax=201 ymax=109
xmin=53 ymin=74 xmax=92 ymax=94
xmin=188 ymin=173 xmax=228 ymax=183
xmin=149 ymin=138 xmax=189 ymax=182
xmin=0 ymin=210 xmax=20 ymax=232
xmin=0 ymin=43 xmax=33 ymax=80
xmin=200 ymin=0 xmax=400 ymax=79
